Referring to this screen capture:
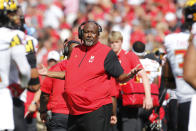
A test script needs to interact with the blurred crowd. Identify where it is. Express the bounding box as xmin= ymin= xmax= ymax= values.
xmin=18 ymin=0 xmax=186 ymax=67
